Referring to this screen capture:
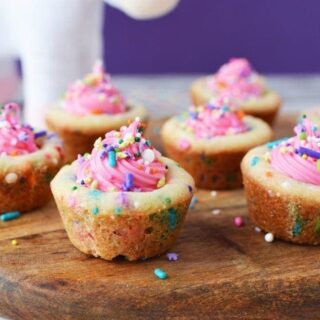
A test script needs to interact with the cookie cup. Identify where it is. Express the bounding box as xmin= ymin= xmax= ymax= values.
xmin=190 ymin=77 xmax=281 ymax=125
xmin=242 ymin=145 xmax=320 ymax=244
xmin=0 ymin=136 xmax=63 ymax=212
xmin=46 ymin=103 xmax=148 ymax=163
xmin=161 ymin=116 xmax=272 ymax=190
xmin=51 ymin=157 xmax=194 ymax=261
